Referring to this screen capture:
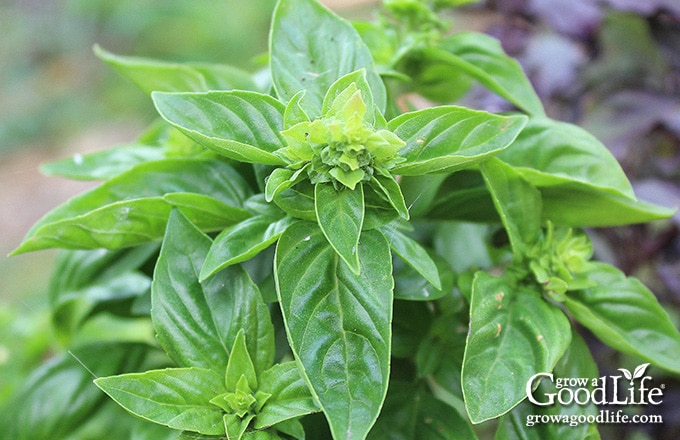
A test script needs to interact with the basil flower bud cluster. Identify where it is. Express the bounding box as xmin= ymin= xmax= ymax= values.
xmin=278 ymin=83 xmax=405 ymax=190
xmin=527 ymin=223 xmax=596 ymax=300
